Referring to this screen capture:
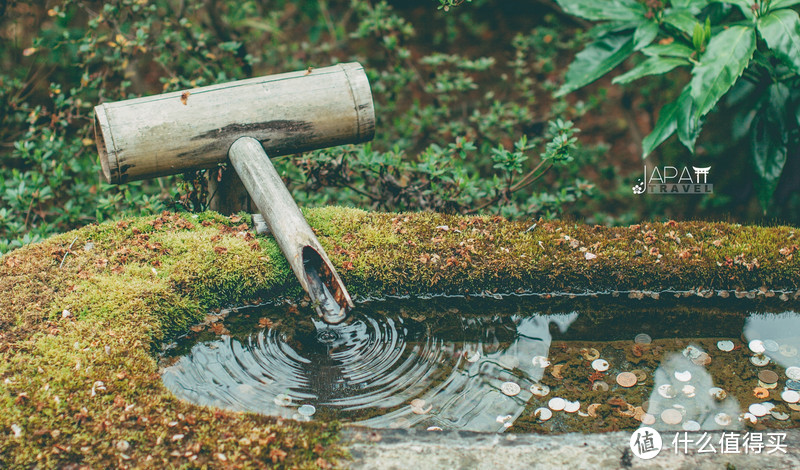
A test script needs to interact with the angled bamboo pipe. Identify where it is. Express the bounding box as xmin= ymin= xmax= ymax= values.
xmin=94 ymin=63 xmax=373 ymax=323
